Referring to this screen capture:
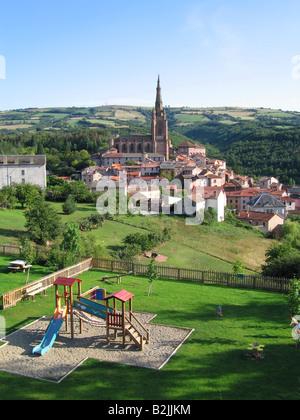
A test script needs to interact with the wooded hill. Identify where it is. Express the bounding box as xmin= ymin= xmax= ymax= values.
xmin=0 ymin=105 xmax=299 ymax=184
